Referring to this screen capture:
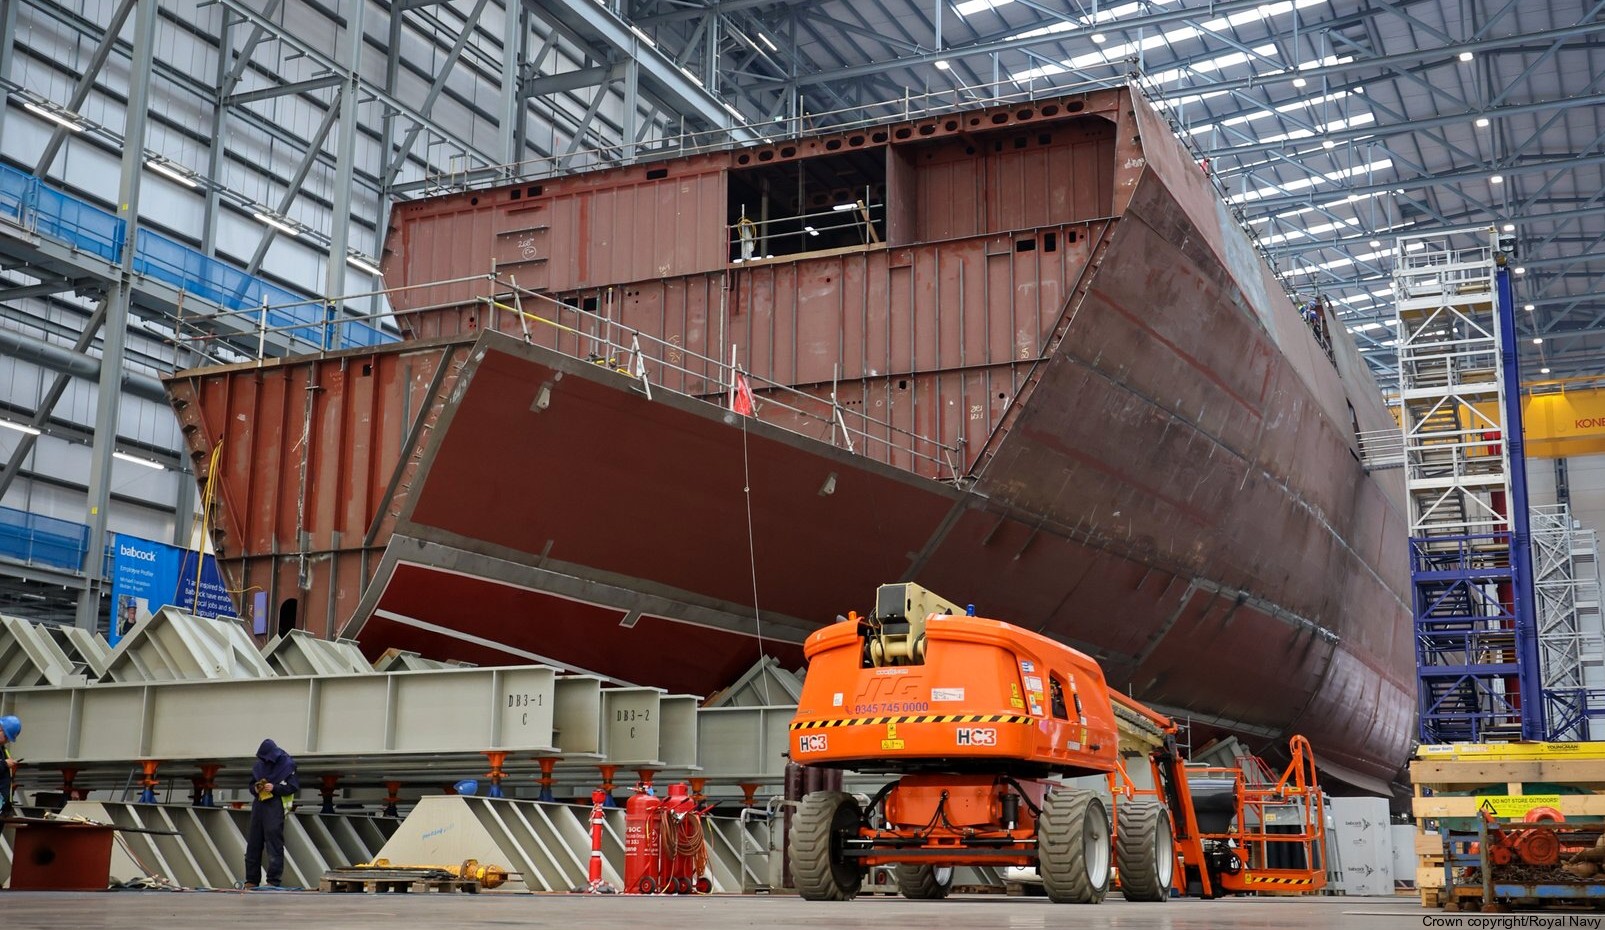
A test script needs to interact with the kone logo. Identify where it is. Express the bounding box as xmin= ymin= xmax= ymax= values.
xmin=119 ymin=545 xmax=157 ymax=562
